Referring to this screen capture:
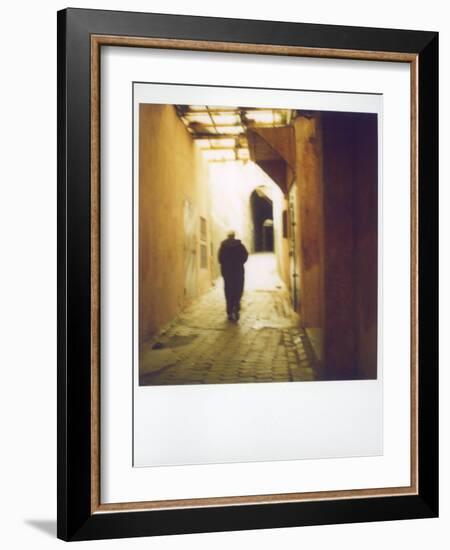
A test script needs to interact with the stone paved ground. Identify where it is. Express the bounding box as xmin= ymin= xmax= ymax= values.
xmin=139 ymin=253 xmax=318 ymax=386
